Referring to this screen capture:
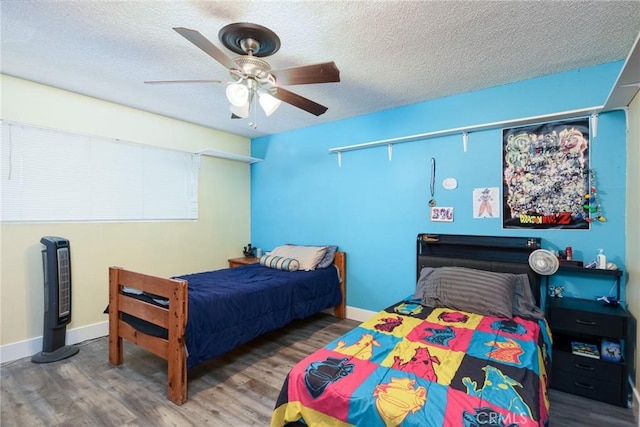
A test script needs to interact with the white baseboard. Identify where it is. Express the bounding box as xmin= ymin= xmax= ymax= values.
xmin=0 ymin=321 xmax=108 ymax=365
xmin=346 ymin=306 xmax=376 ymax=323
xmin=321 ymin=305 xmax=376 ymax=322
